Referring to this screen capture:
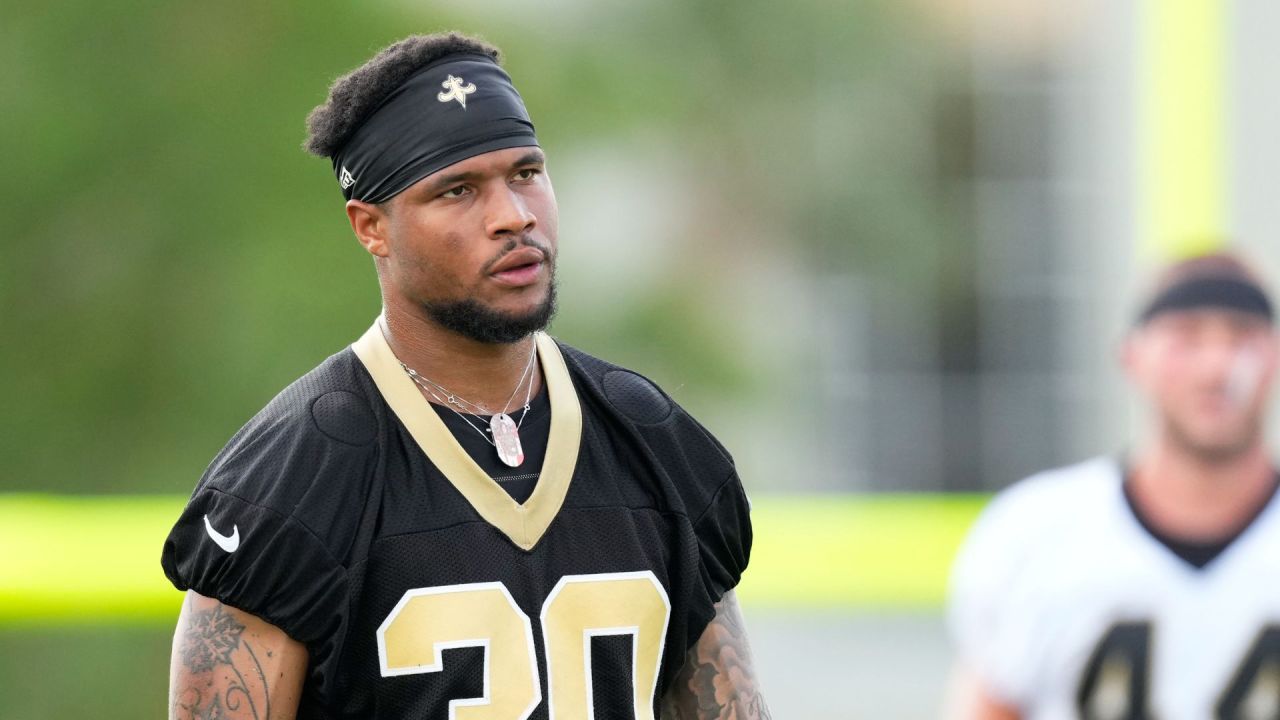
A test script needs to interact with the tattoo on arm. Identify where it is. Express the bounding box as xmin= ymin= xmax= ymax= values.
xmin=171 ymin=600 xmax=273 ymax=720
xmin=662 ymin=591 xmax=772 ymax=720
